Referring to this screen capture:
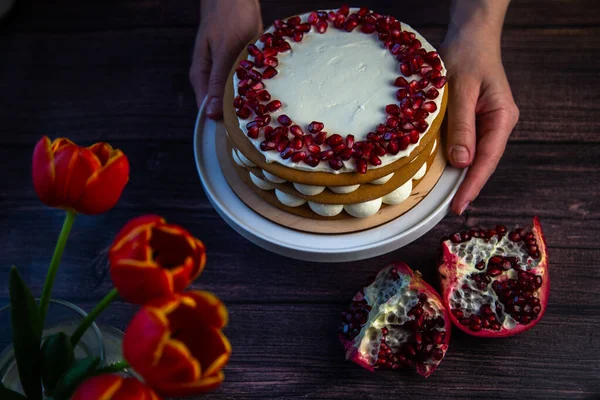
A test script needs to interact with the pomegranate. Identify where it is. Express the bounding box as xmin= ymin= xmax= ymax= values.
xmin=339 ymin=263 xmax=451 ymax=378
xmin=438 ymin=217 xmax=549 ymax=337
